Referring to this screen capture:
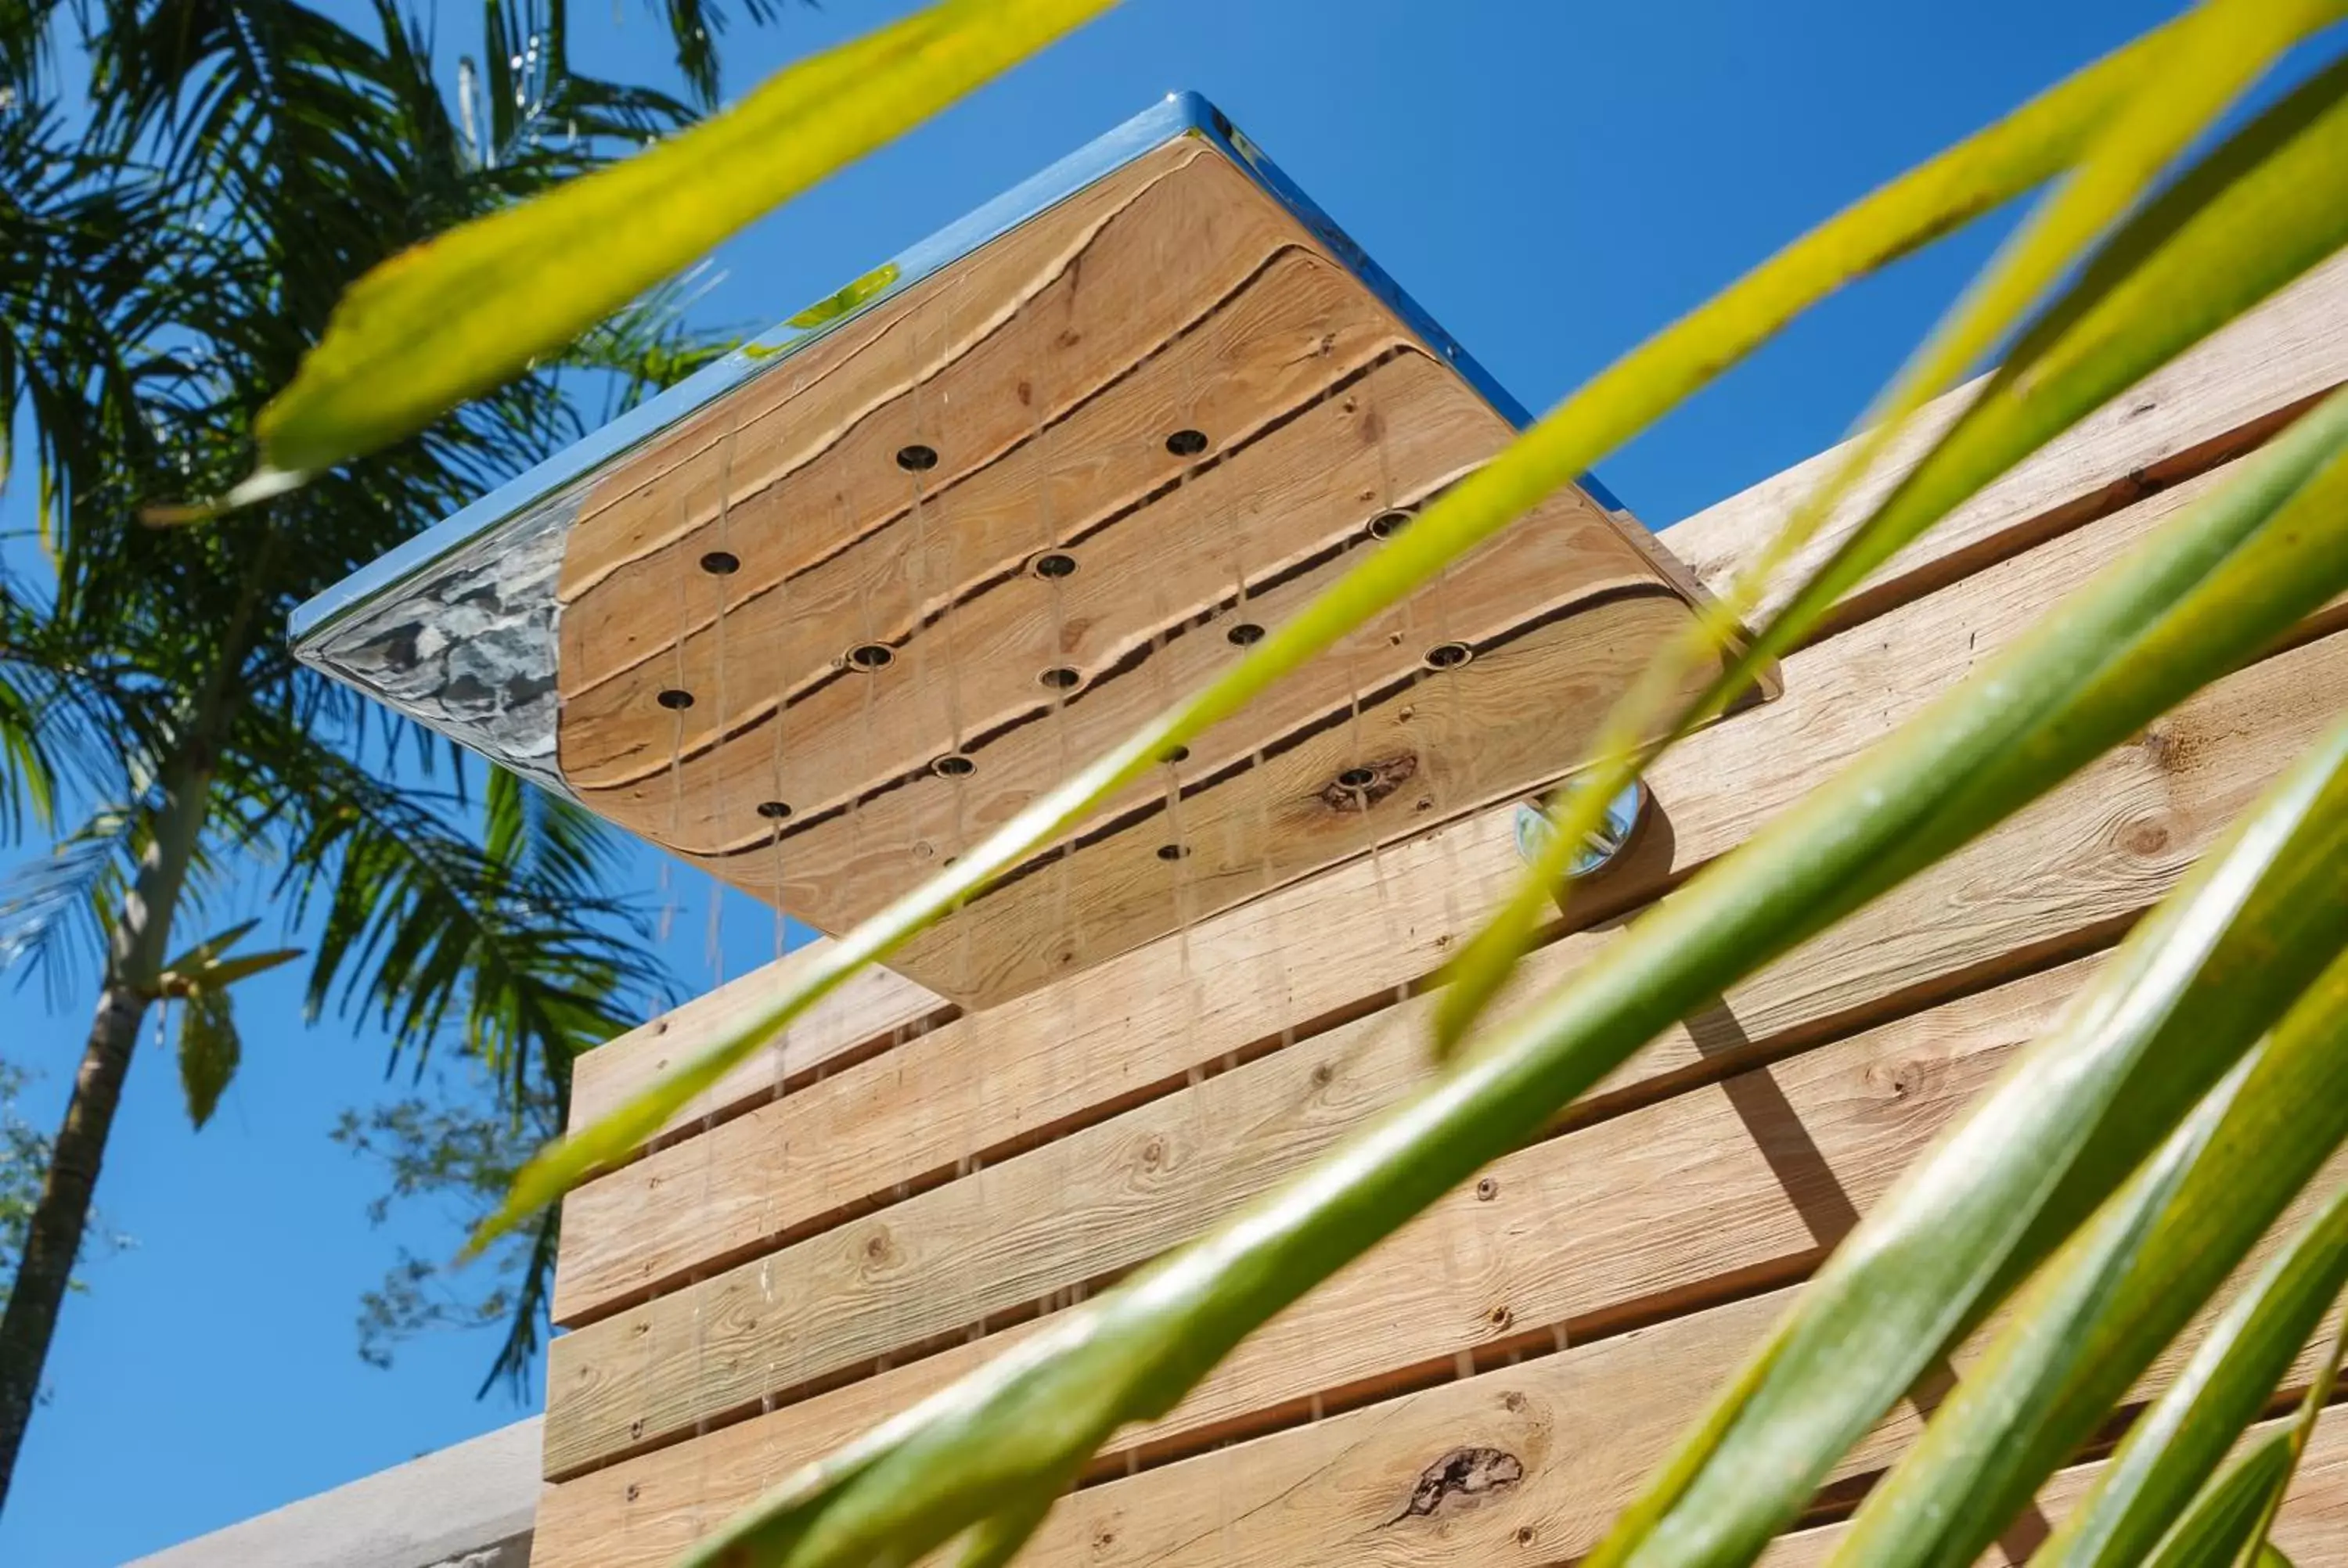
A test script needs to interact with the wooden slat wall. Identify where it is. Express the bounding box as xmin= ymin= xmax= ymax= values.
xmin=531 ymin=253 xmax=2348 ymax=1567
